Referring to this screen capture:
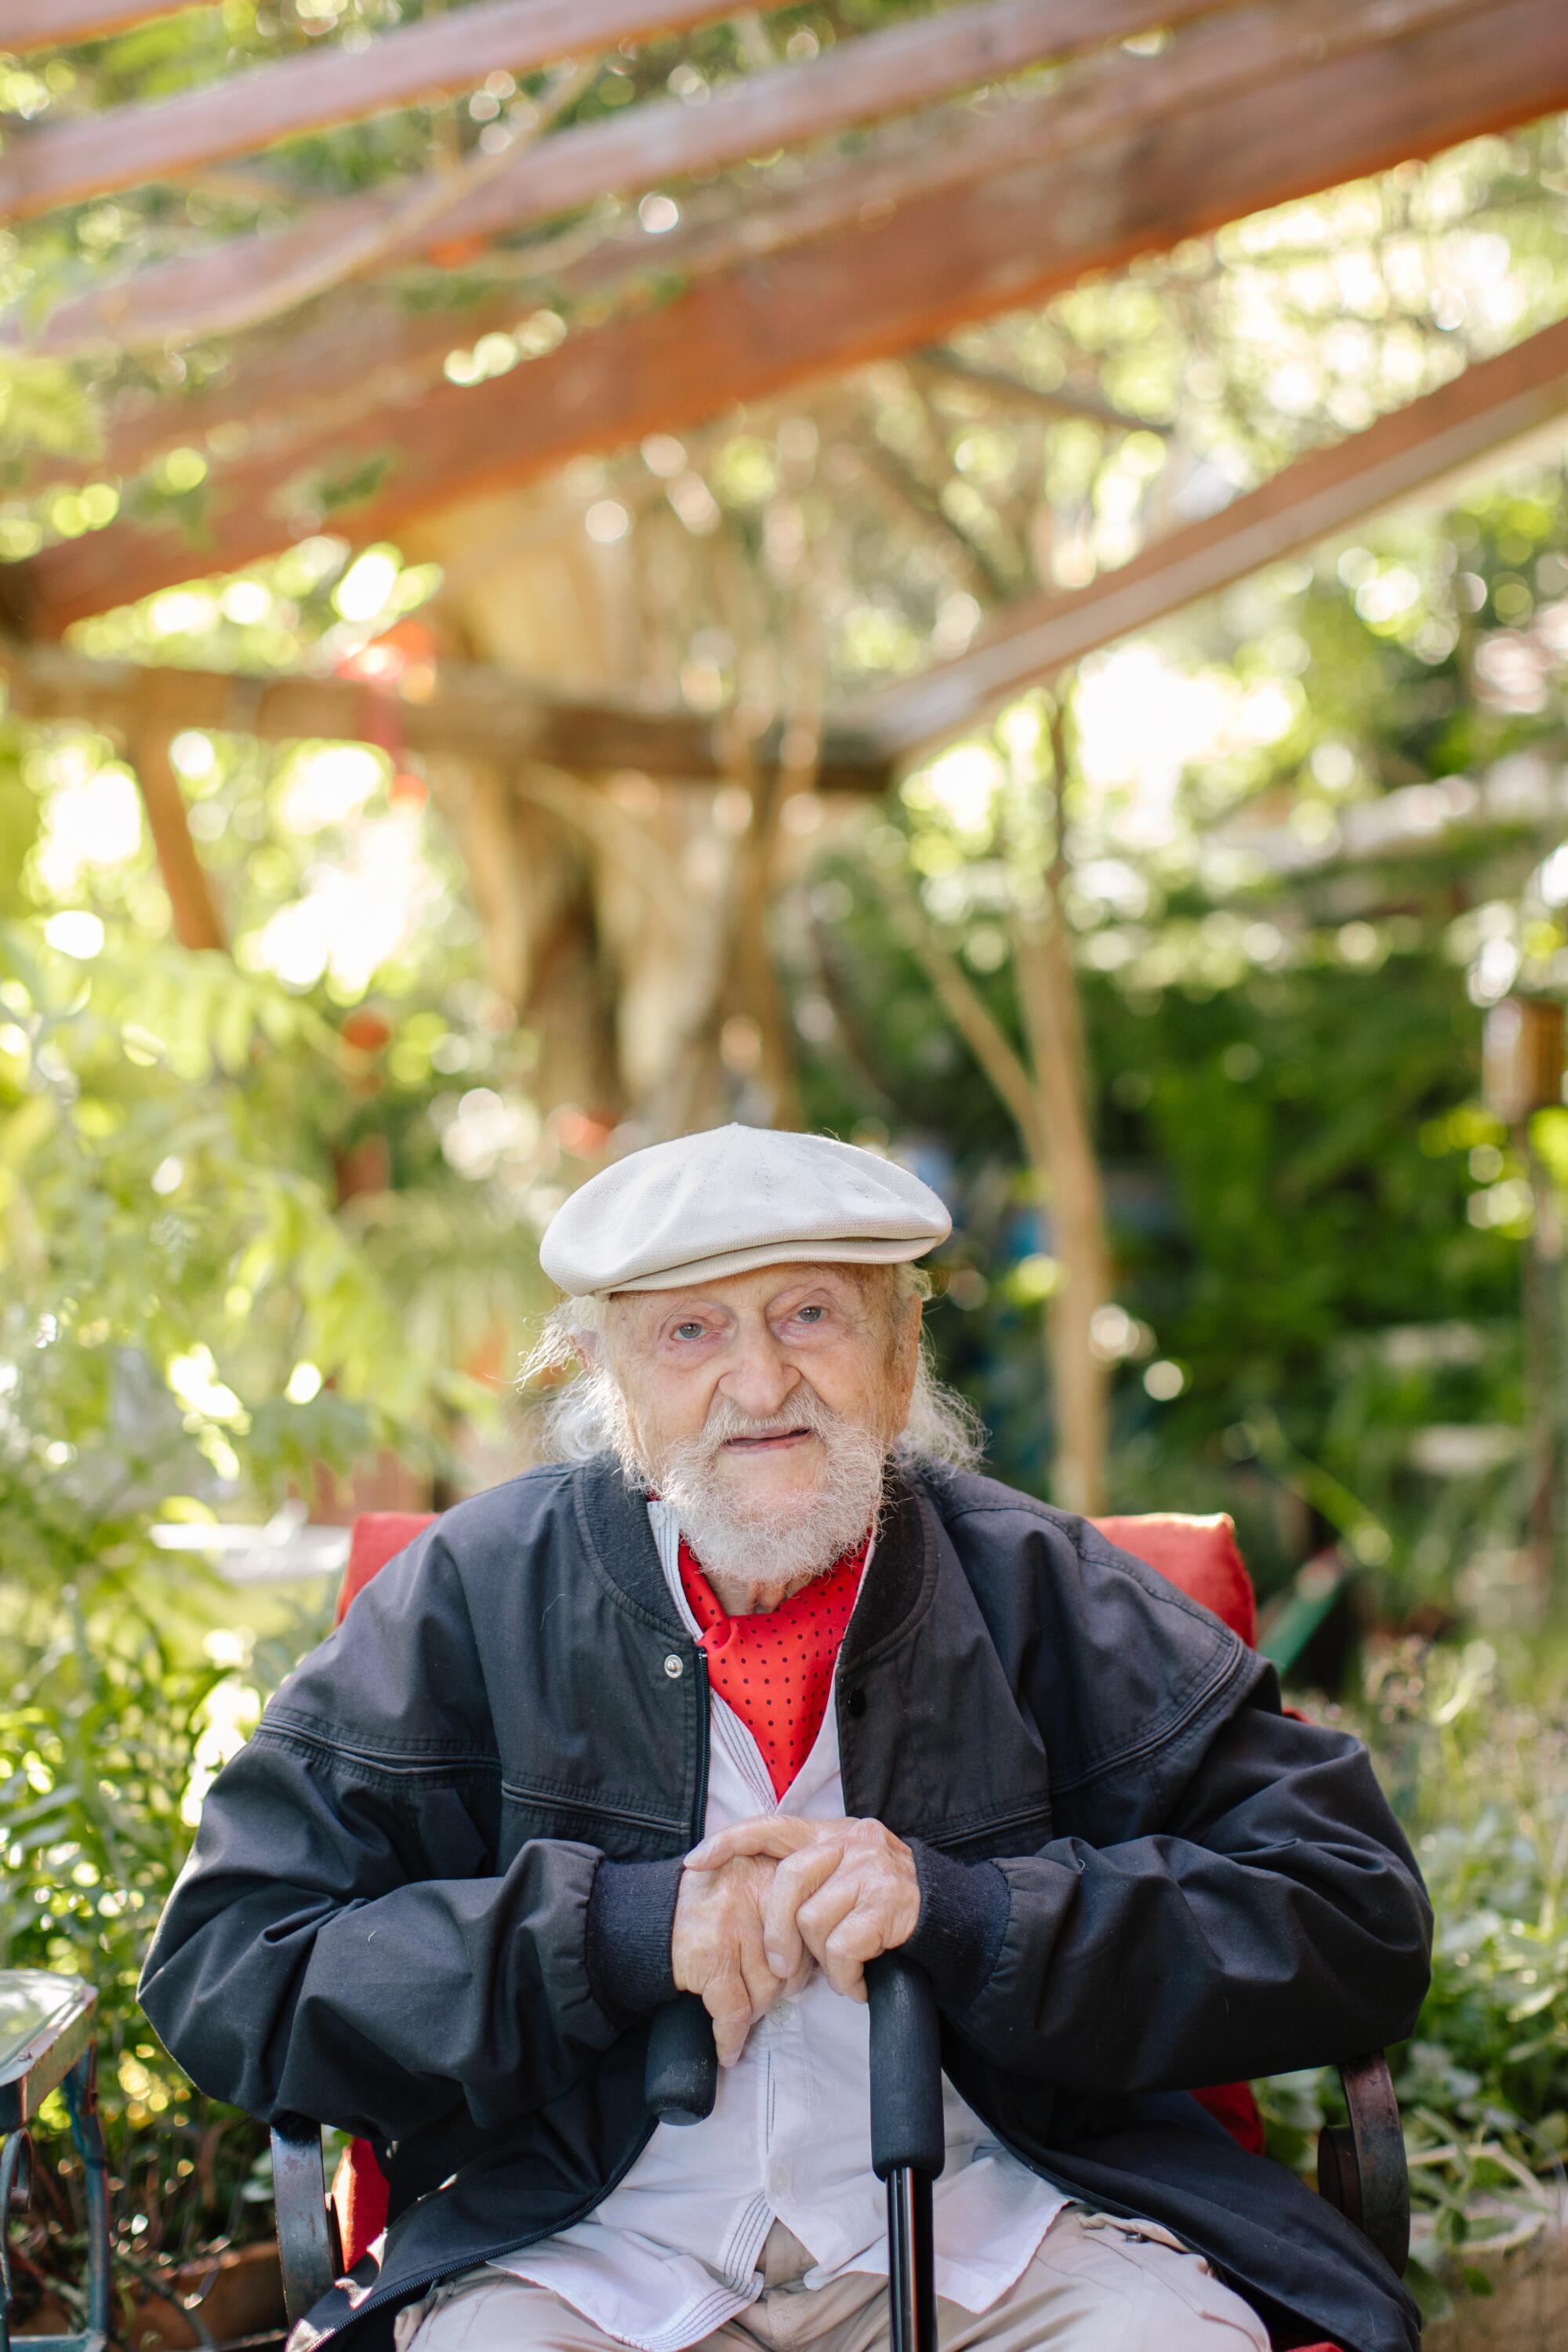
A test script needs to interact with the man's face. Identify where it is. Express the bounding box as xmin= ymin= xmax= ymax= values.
xmin=594 ymin=1264 xmax=920 ymax=1602
xmin=604 ymin=1262 xmax=920 ymax=1505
